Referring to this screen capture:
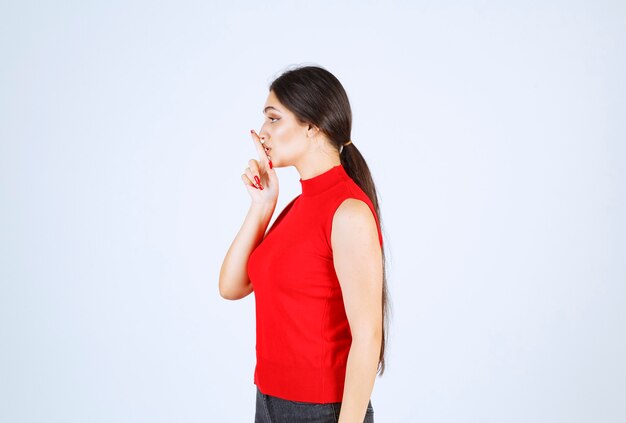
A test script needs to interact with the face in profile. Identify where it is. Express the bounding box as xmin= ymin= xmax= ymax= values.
xmin=258 ymin=90 xmax=312 ymax=167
